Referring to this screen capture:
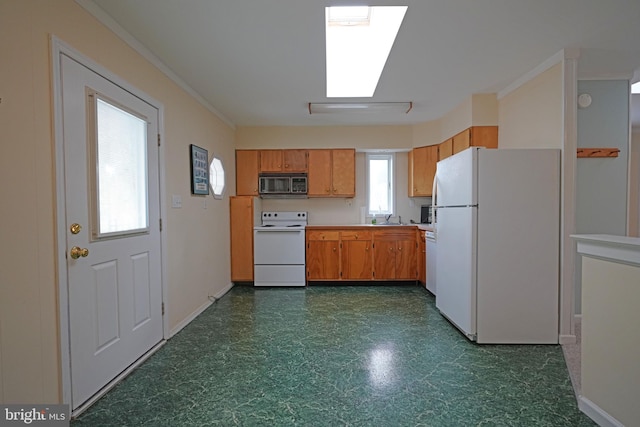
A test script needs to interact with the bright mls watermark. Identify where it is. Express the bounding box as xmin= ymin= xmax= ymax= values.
xmin=1 ymin=405 xmax=69 ymax=426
